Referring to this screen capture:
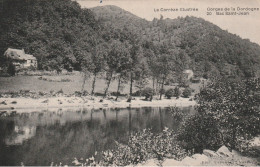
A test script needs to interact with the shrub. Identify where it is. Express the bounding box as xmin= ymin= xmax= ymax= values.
xmin=57 ymin=89 xmax=63 ymax=94
xmin=165 ymin=88 xmax=174 ymax=99
xmin=141 ymin=87 xmax=154 ymax=100
xmin=178 ymin=113 xmax=223 ymax=153
xmin=173 ymin=87 xmax=181 ymax=98
xmin=73 ymin=128 xmax=190 ymax=166
xmin=7 ymin=63 xmax=15 ymax=76
xmin=159 ymin=88 xmax=165 ymax=95
xmin=182 ymin=87 xmax=192 ymax=98
xmin=74 ymin=90 xmax=88 ymax=97
xmin=132 ymin=90 xmax=141 ymax=96
xmin=111 ymin=91 xmax=121 ymax=96
xmin=194 ymin=78 xmax=260 ymax=151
